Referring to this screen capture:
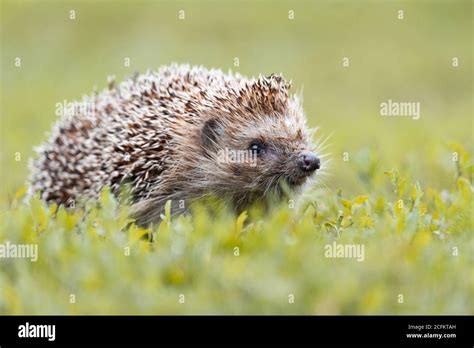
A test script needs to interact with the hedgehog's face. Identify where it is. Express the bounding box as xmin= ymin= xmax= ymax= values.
xmin=200 ymin=111 xmax=320 ymax=198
